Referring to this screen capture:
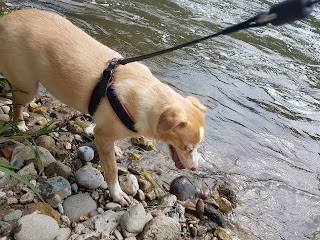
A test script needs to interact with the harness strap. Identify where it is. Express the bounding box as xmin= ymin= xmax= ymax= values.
xmin=88 ymin=58 xmax=137 ymax=132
